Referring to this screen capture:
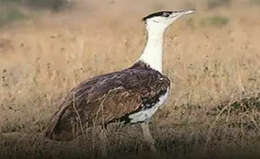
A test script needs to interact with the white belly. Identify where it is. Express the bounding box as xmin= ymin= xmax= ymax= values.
xmin=129 ymin=89 xmax=169 ymax=123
